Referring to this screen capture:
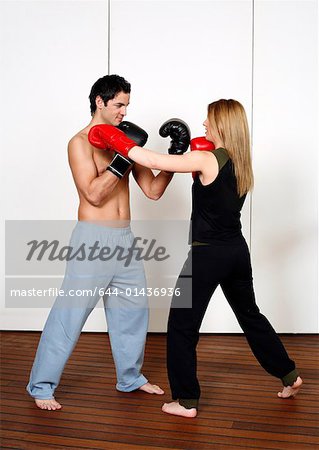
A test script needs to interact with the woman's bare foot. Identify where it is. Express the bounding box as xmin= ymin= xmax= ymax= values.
xmin=162 ymin=401 xmax=197 ymax=418
xmin=35 ymin=398 xmax=62 ymax=410
xmin=278 ymin=376 xmax=303 ymax=398
xmin=138 ymin=382 xmax=164 ymax=395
